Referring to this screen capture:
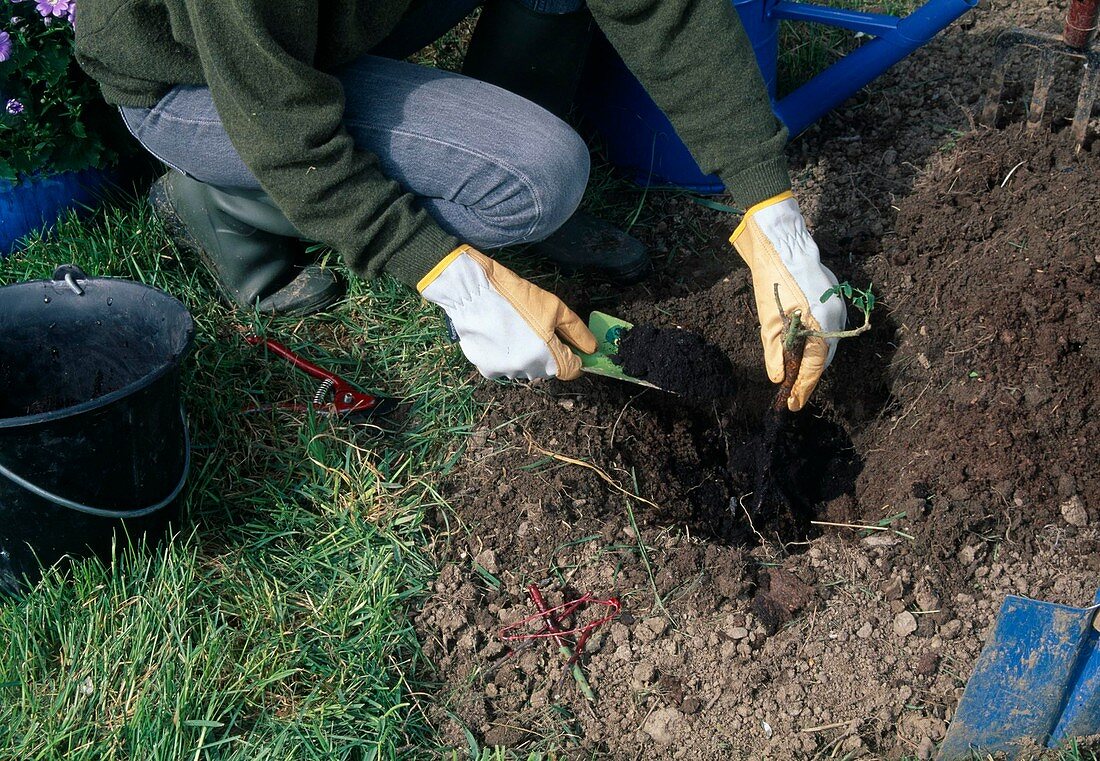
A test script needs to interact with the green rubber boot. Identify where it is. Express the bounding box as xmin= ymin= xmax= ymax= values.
xmin=463 ymin=0 xmax=651 ymax=285
xmin=150 ymin=171 xmax=344 ymax=315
